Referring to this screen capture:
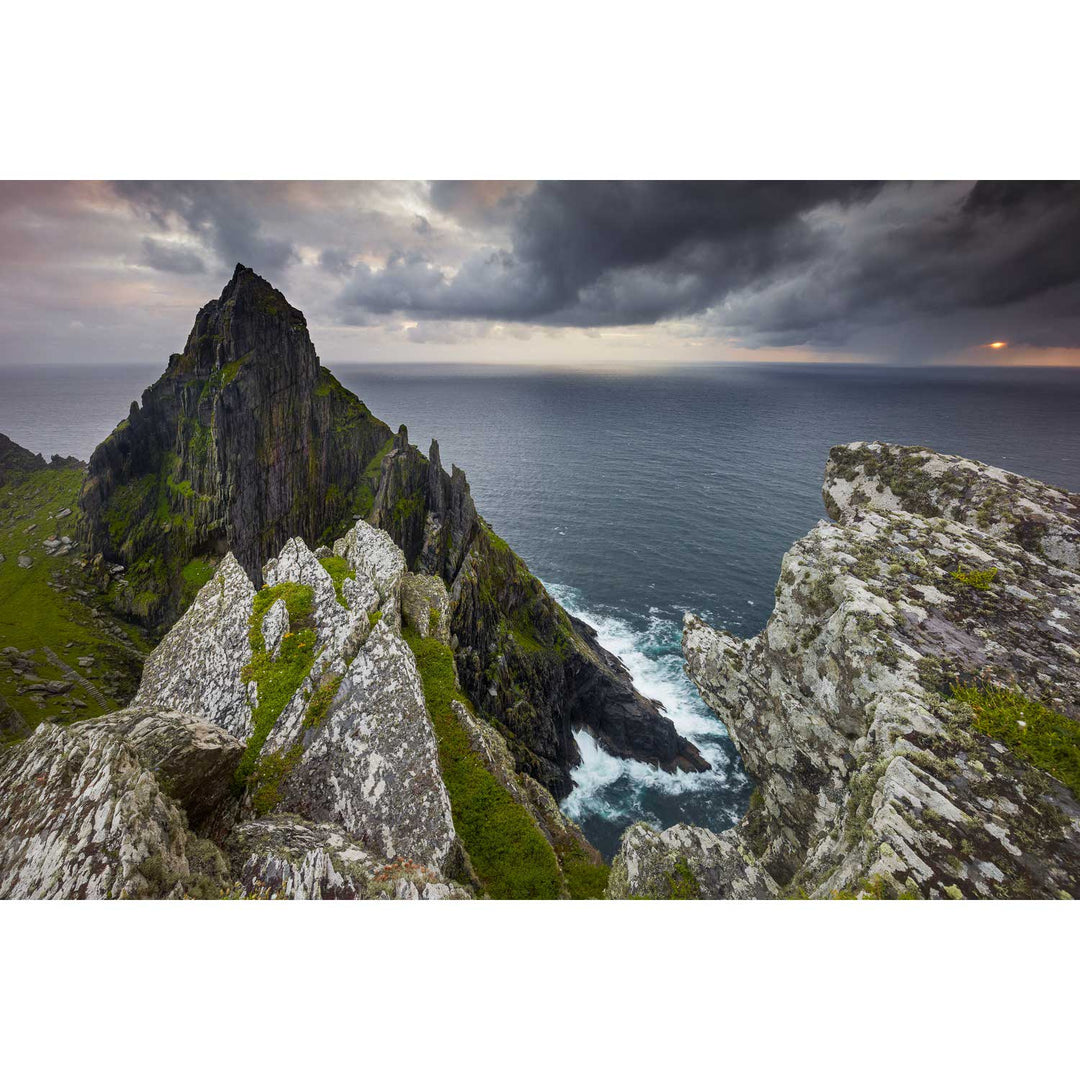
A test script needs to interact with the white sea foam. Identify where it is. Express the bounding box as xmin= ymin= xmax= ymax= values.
xmin=547 ymin=581 xmax=745 ymax=828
